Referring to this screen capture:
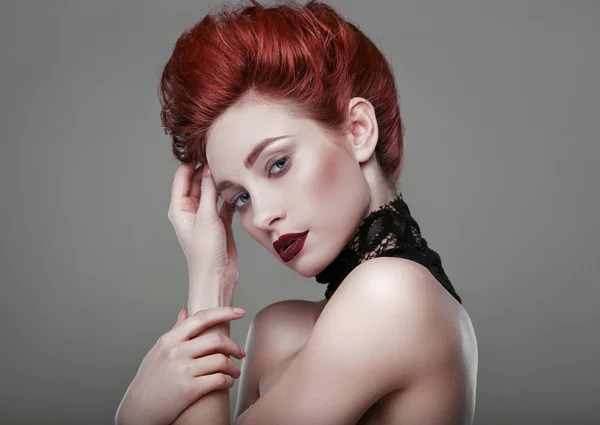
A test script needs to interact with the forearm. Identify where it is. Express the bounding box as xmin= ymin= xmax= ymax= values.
xmin=171 ymin=273 xmax=236 ymax=425
xmin=115 ymin=390 xmax=164 ymax=425
xmin=187 ymin=272 xmax=235 ymax=315
xmin=171 ymin=325 xmax=231 ymax=425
